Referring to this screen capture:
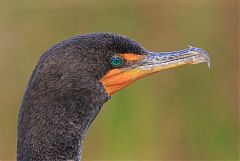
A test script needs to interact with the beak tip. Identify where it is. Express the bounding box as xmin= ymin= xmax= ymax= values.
xmin=188 ymin=46 xmax=211 ymax=69
xmin=207 ymin=61 xmax=211 ymax=69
